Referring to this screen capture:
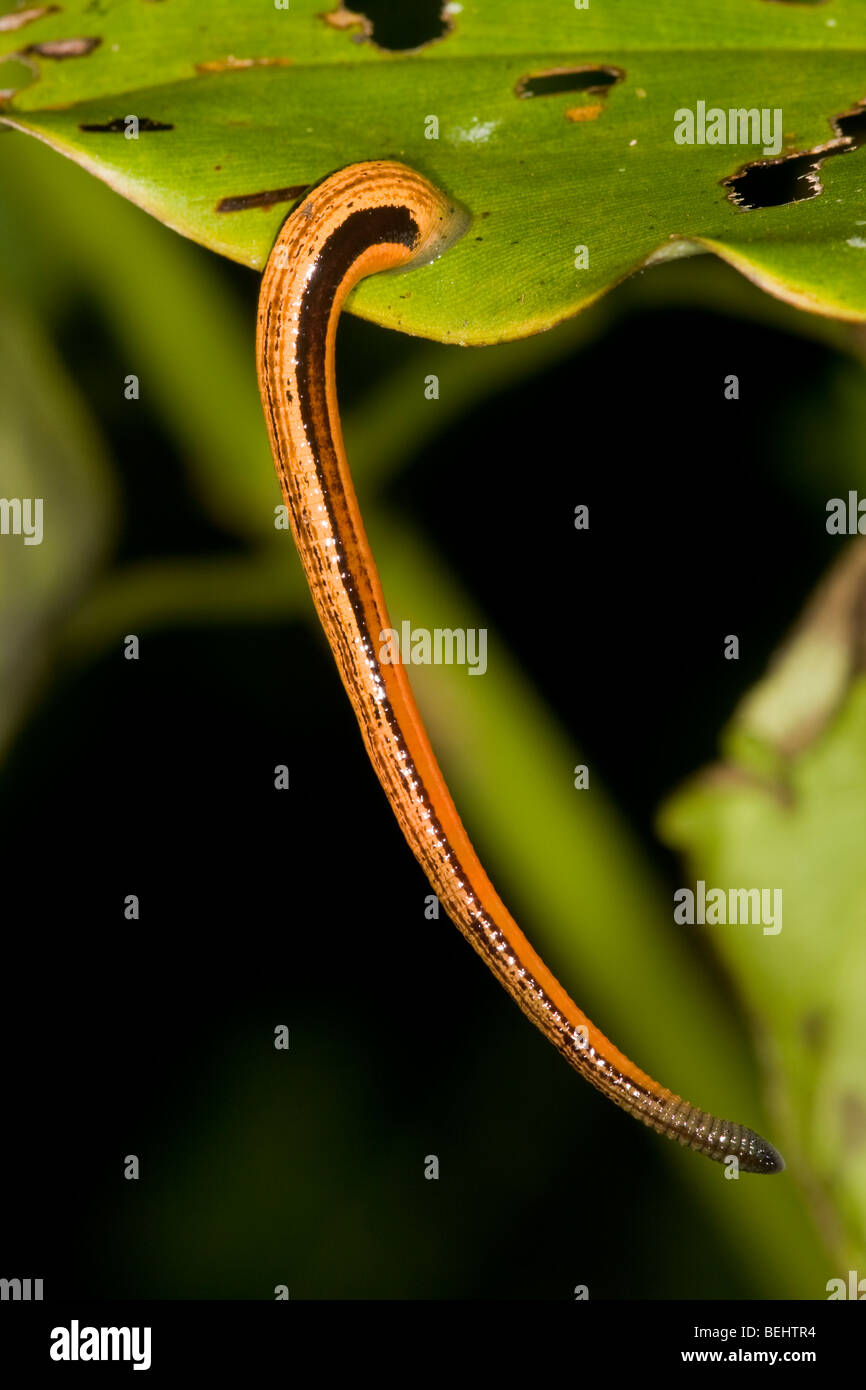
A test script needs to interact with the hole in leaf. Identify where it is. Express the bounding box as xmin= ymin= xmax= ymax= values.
xmin=319 ymin=2 xmax=451 ymax=51
xmin=836 ymin=104 xmax=866 ymax=148
xmin=725 ymin=102 xmax=866 ymax=209
xmin=79 ymin=117 xmax=174 ymax=133
xmin=515 ymin=66 xmax=623 ymax=99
